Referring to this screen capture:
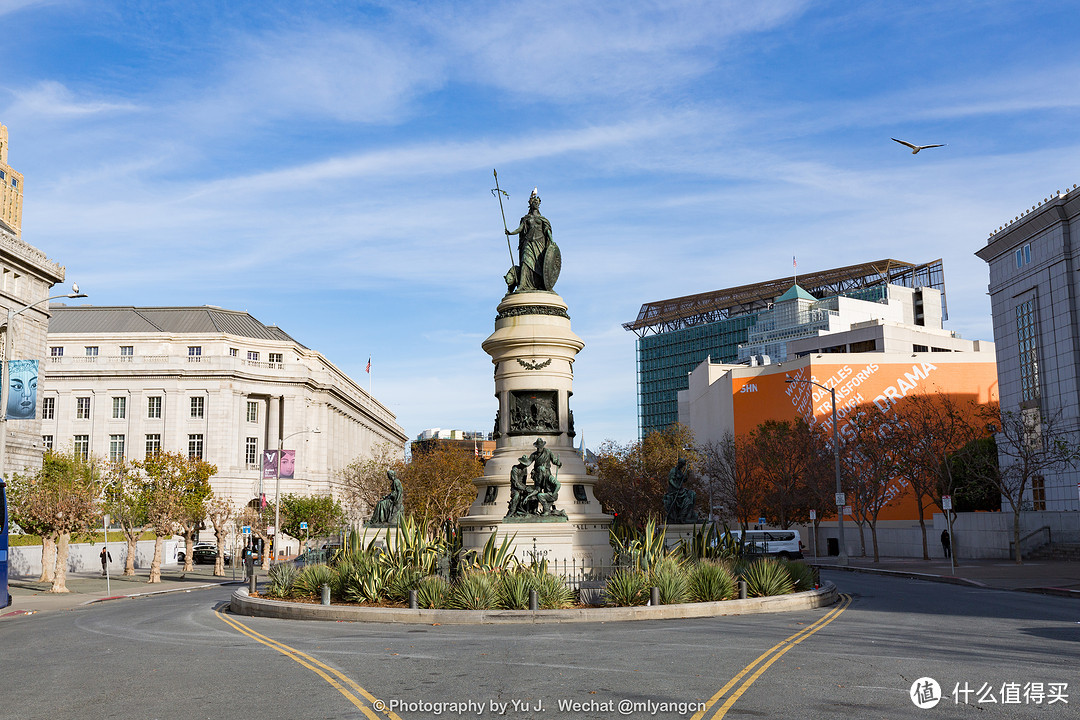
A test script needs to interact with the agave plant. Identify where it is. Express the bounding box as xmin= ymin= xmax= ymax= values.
xmin=611 ymin=516 xmax=672 ymax=573
xmin=783 ymin=560 xmax=817 ymax=592
xmin=449 ymin=571 xmax=499 ymax=609
xmin=342 ymin=562 xmax=388 ymax=604
xmin=416 ymin=575 xmax=451 ymax=609
xmin=688 ymin=560 xmax=737 ymax=602
xmin=294 ymin=563 xmax=336 ymax=598
xmin=603 ymin=568 xmax=649 ymax=607
xmin=496 ymin=569 xmax=532 ymax=610
xmin=534 ymin=572 xmax=575 ymax=609
xmin=460 ymin=532 xmax=520 ymax=574
xmin=384 ymin=566 xmax=425 ymax=603
xmin=649 ymin=556 xmax=689 ymax=605
xmin=380 ymin=514 xmax=445 ymax=577
xmin=742 ymin=557 xmax=796 ymax=598
xmin=266 ymin=562 xmax=301 ymax=598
